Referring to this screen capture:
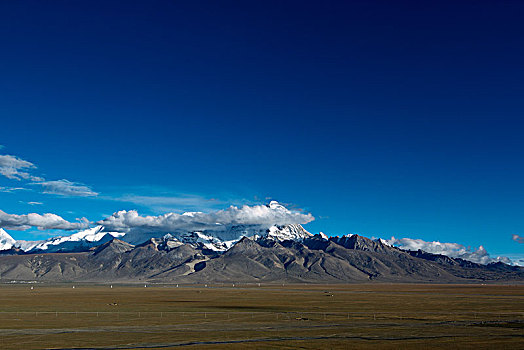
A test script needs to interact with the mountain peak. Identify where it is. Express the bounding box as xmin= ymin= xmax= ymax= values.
xmin=318 ymin=232 xmax=329 ymax=240
xmin=265 ymin=224 xmax=313 ymax=241
xmin=330 ymin=234 xmax=390 ymax=253
xmin=93 ymin=238 xmax=134 ymax=256
xmin=26 ymin=226 xmax=125 ymax=253
xmin=0 ymin=228 xmax=16 ymax=251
